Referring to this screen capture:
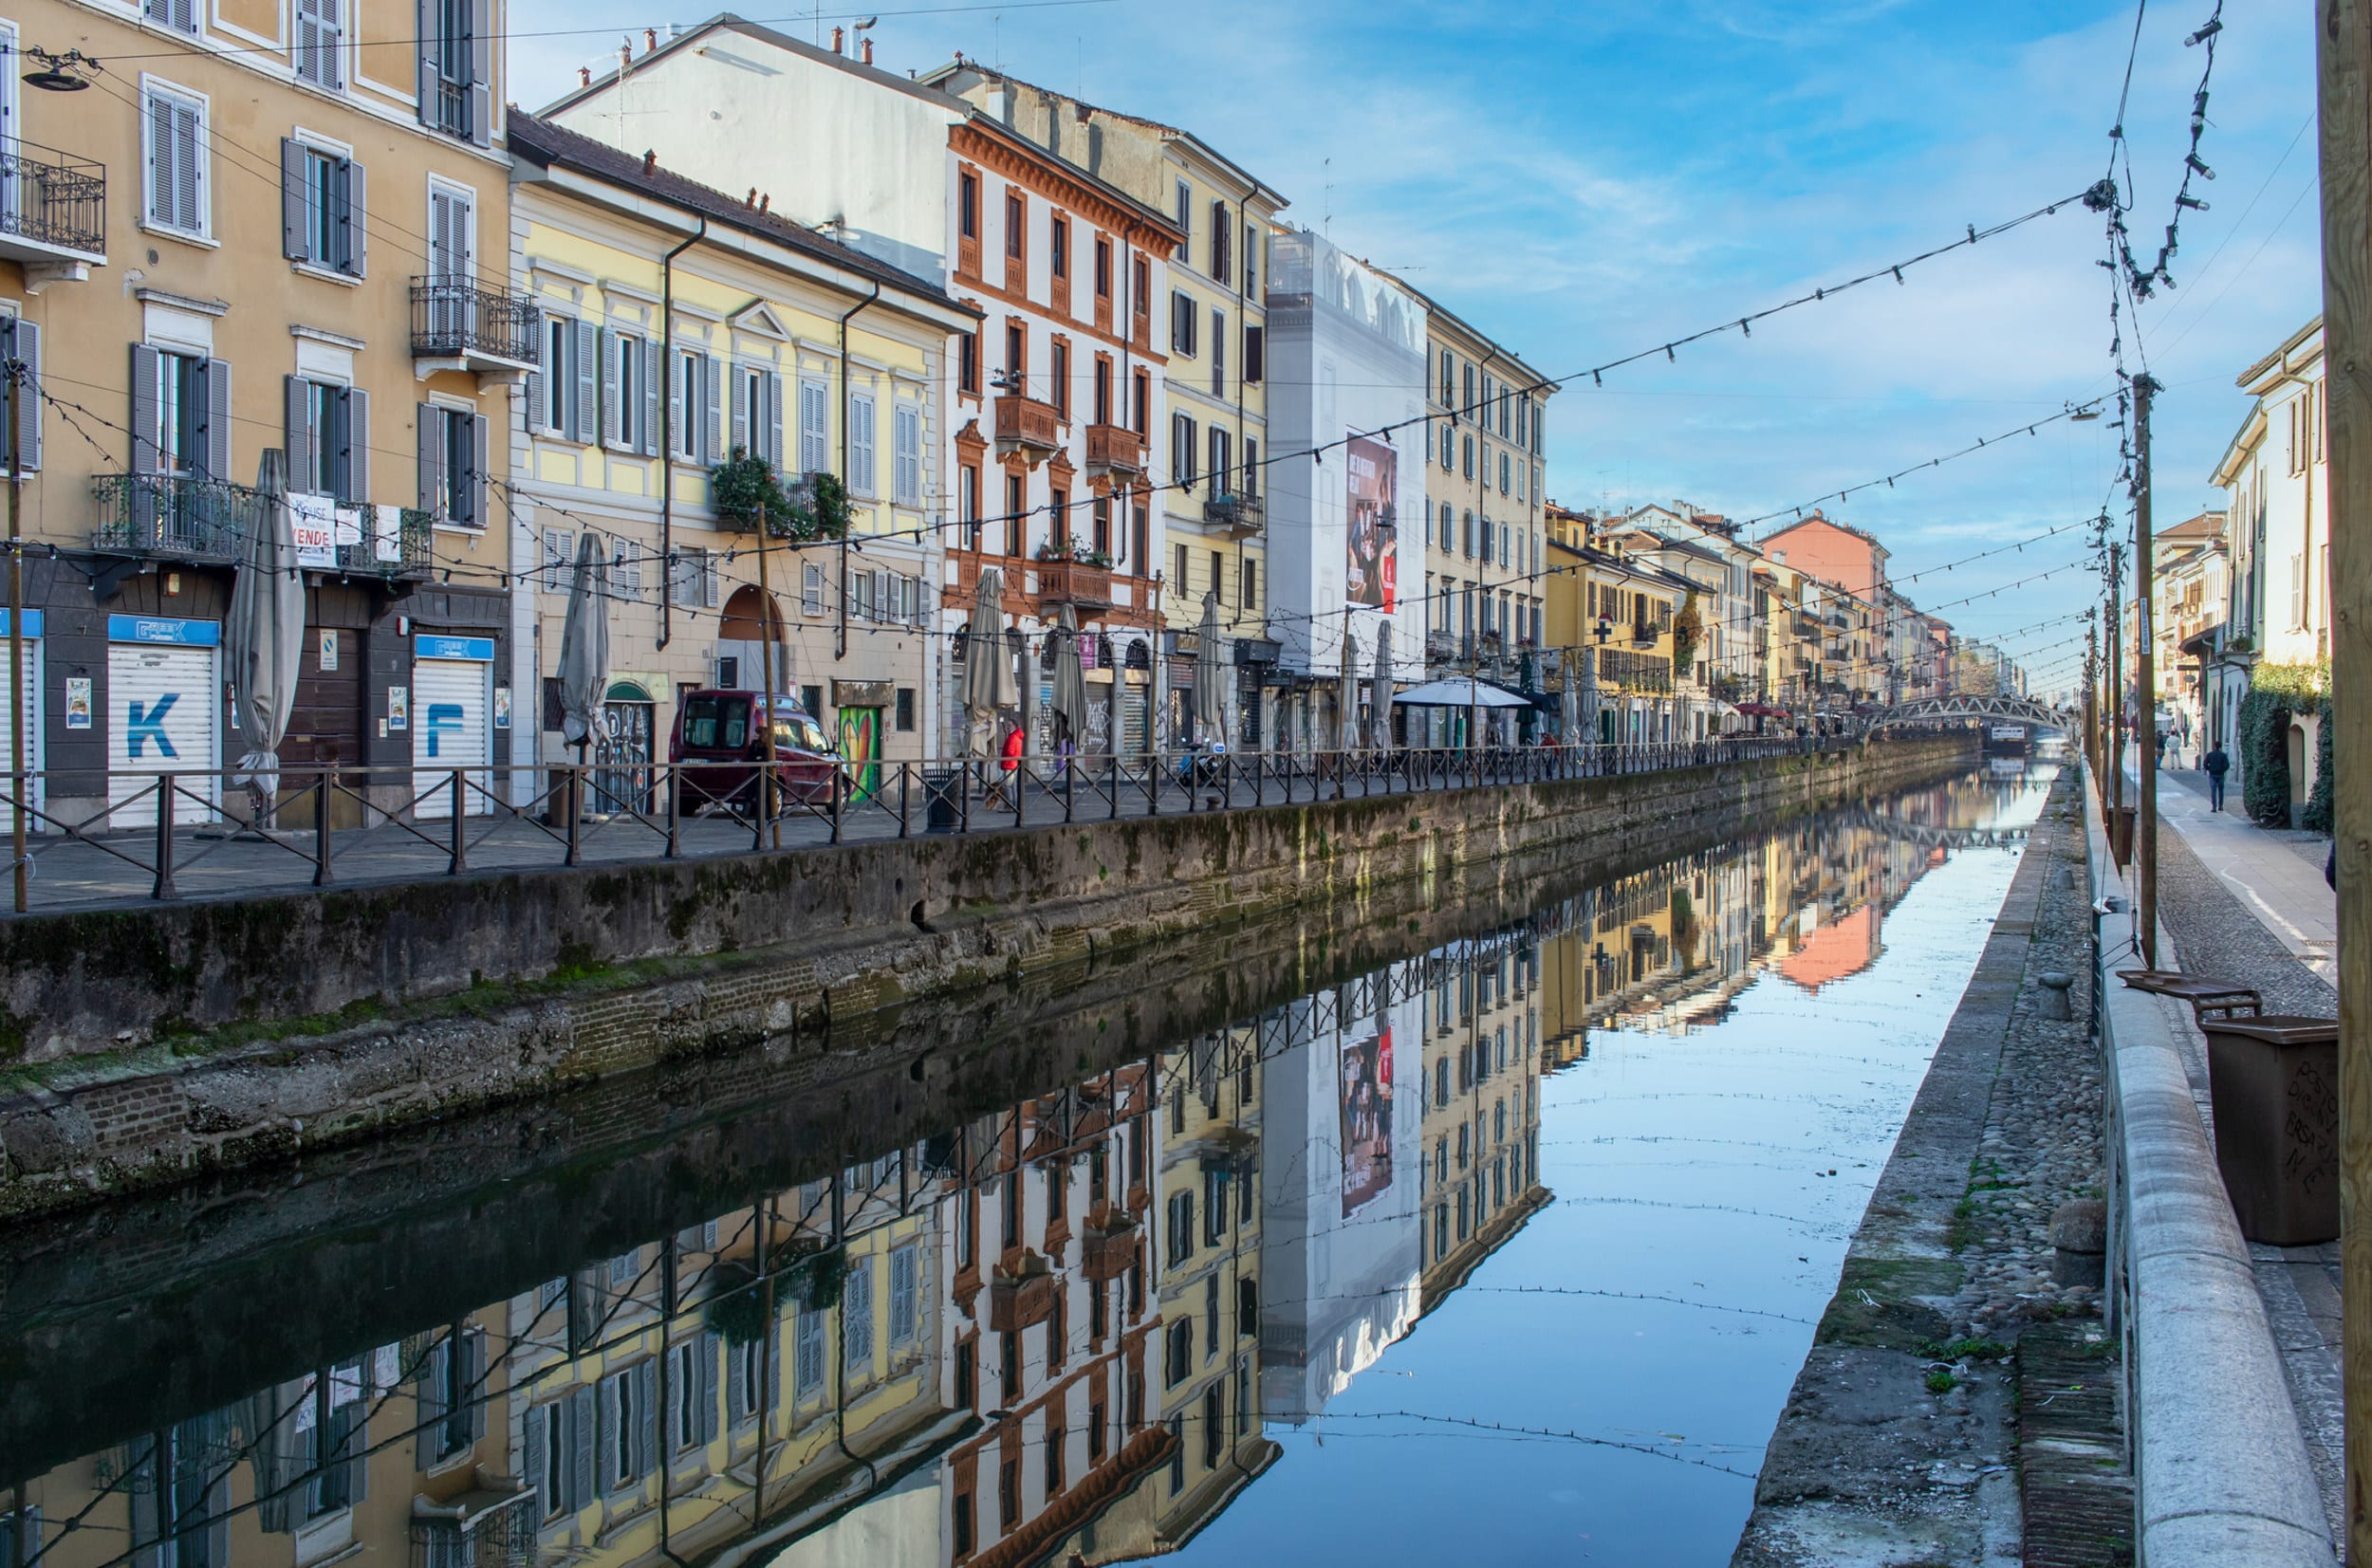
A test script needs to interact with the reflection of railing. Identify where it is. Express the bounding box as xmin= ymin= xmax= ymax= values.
xmin=91 ymin=472 xmax=262 ymax=562
xmin=0 ymin=137 xmax=105 ymax=256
